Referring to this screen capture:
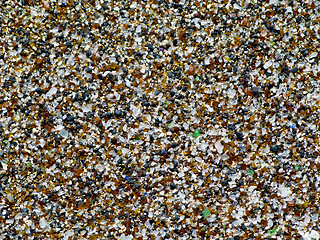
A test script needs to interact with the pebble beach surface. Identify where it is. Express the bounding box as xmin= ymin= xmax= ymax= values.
xmin=1 ymin=0 xmax=320 ymax=239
